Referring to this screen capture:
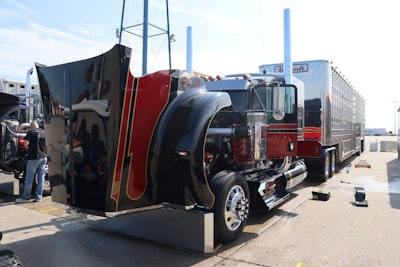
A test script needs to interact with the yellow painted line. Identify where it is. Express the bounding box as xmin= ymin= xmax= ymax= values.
xmin=296 ymin=262 xmax=303 ymax=267
xmin=39 ymin=207 xmax=59 ymax=213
